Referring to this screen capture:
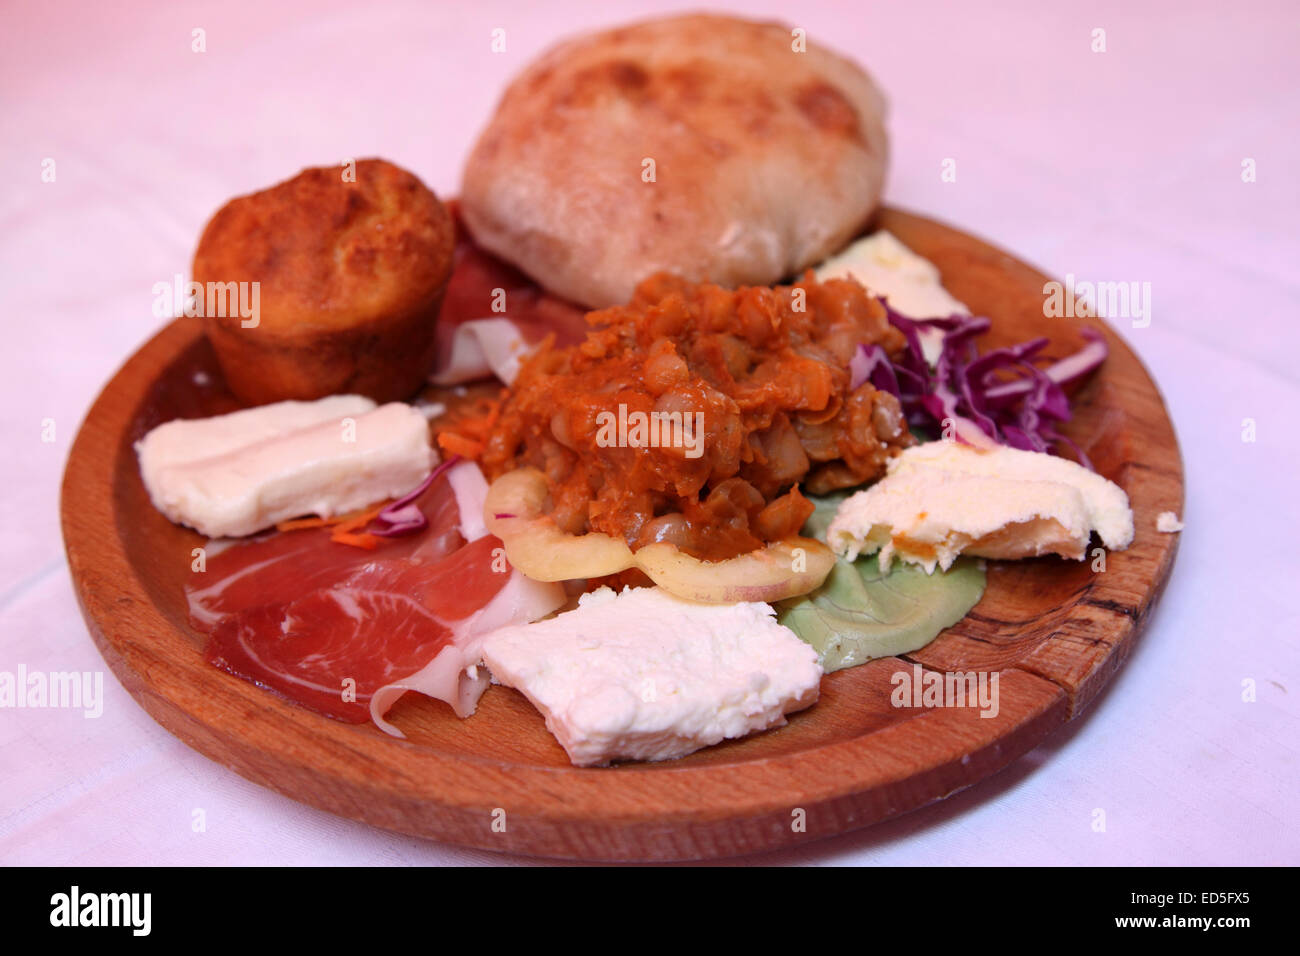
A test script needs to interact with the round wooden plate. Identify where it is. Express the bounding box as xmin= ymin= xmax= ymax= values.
xmin=61 ymin=208 xmax=1183 ymax=862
